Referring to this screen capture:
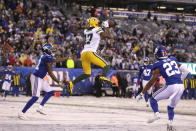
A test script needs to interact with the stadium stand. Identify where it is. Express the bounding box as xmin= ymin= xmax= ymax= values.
xmin=0 ymin=0 xmax=195 ymax=71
